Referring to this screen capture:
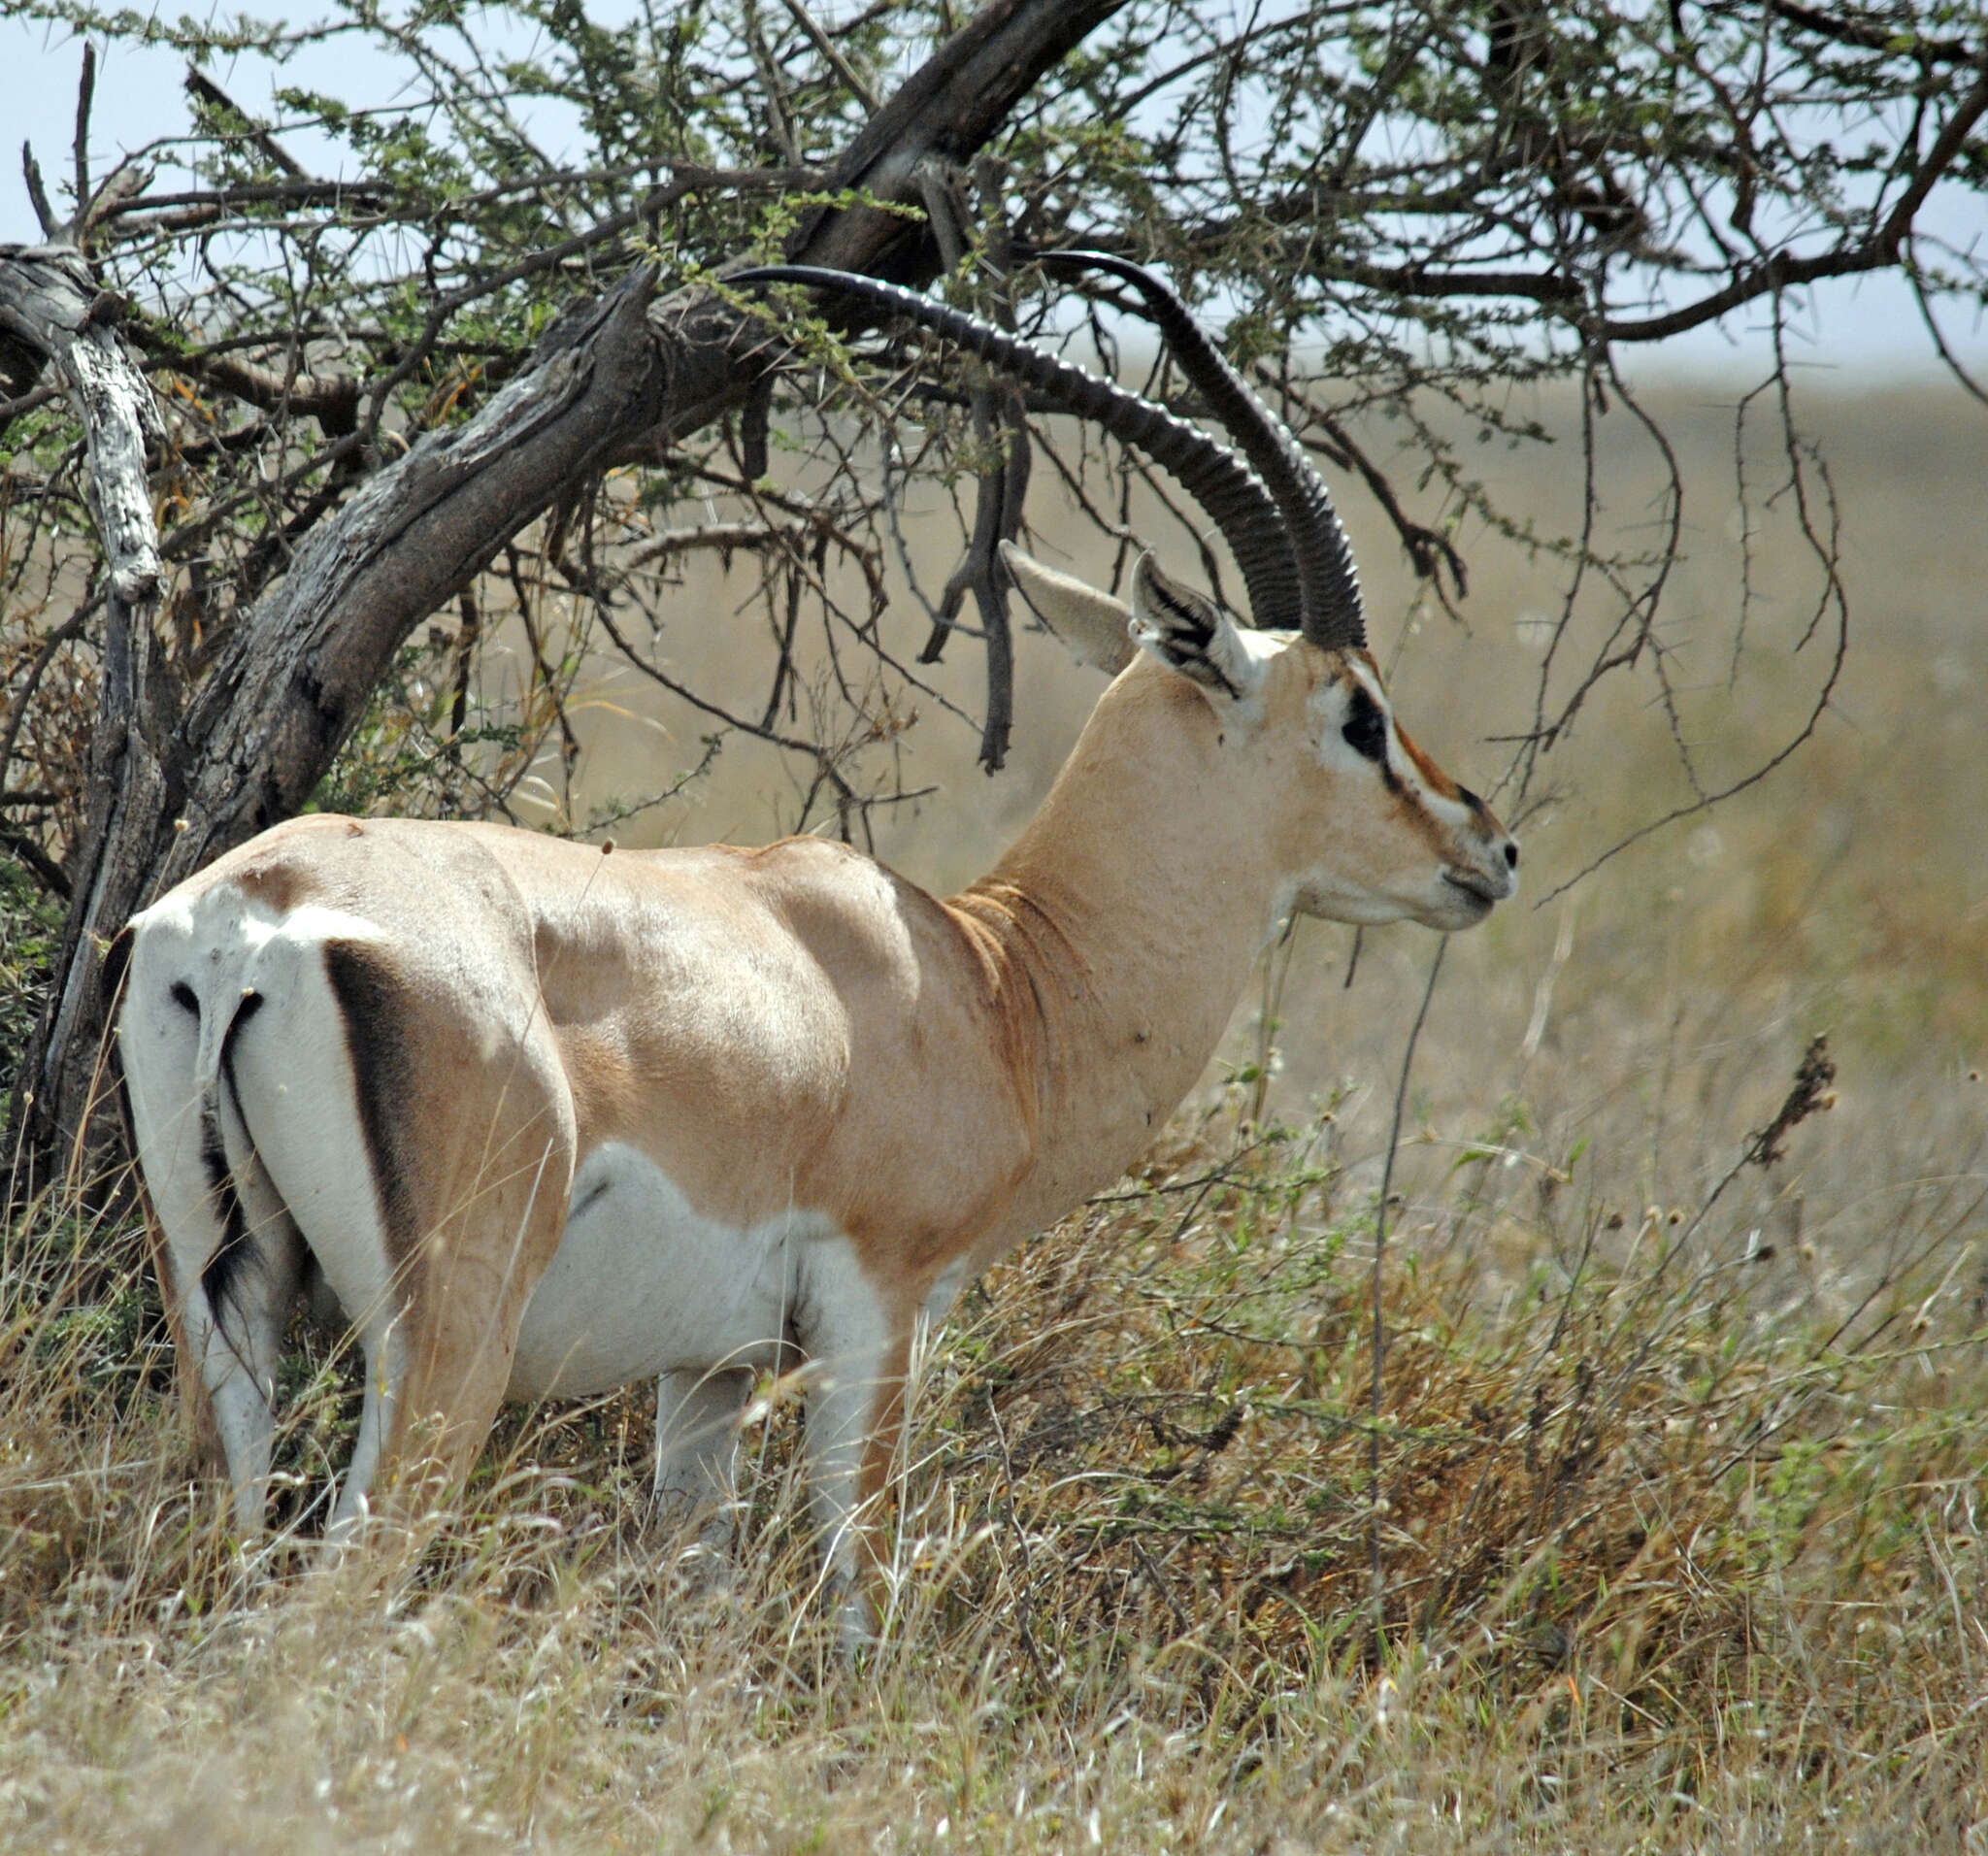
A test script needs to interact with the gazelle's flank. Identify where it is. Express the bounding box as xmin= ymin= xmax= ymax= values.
xmin=116 ymin=256 xmax=1515 ymax=1648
